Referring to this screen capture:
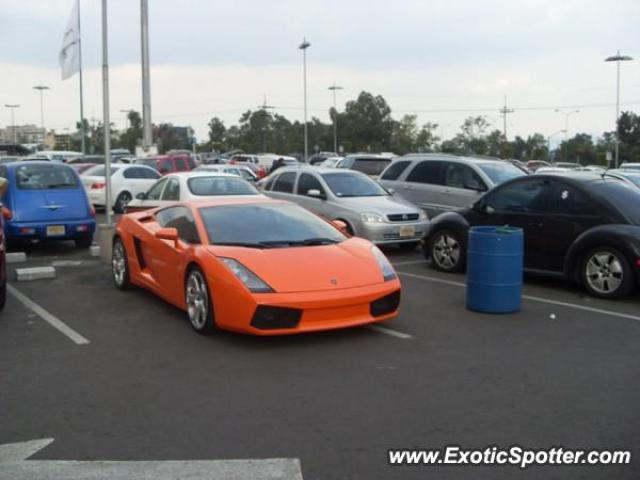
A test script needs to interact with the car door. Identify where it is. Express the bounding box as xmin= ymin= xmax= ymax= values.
xmin=266 ymin=171 xmax=298 ymax=202
xmin=294 ymin=172 xmax=329 ymax=217
xmin=441 ymin=162 xmax=488 ymax=211
xmin=122 ymin=167 xmax=158 ymax=198
xmin=147 ymin=206 xmax=199 ymax=301
xmin=474 ymin=177 xmax=553 ymax=270
xmin=541 ymin=180 xmax=609 ymax=272
xmin=399 ymin=160 xmax=447 ymax=217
